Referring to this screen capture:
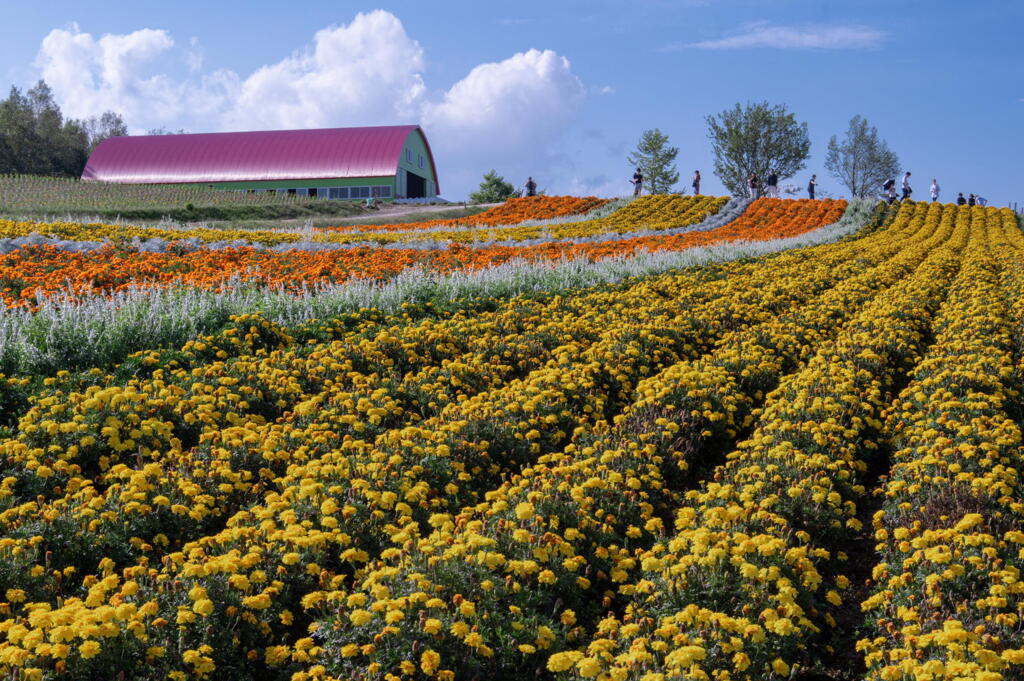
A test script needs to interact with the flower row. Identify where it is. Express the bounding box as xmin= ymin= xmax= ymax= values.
xmin=859 ymin=207 xmax=1024 ymax=681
